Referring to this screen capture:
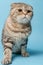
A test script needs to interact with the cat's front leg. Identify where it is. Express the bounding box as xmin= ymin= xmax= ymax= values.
xmin=2 ymin=42 xmax=12 ymax=65
xmin=21 ymin=44 xmax=29 ymax=57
